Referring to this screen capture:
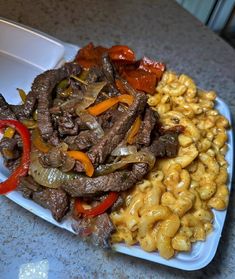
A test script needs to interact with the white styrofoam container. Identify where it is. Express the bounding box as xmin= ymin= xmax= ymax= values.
xmin=0 ymin=18 xmax=233 ymax=271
